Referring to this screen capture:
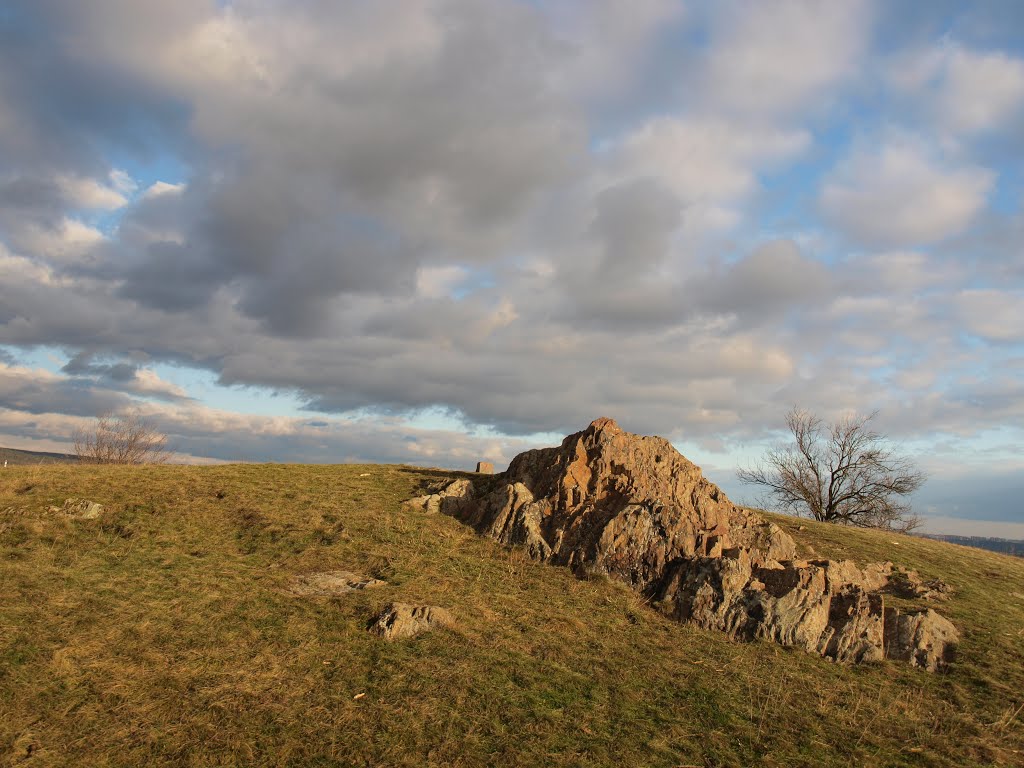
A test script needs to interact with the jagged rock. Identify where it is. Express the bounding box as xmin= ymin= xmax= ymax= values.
xmin=475 ymin=461 xmax=494 ymax=474
xmin=884 ymin=608 xmax=959 ymax=671
xmin=415 ymin=418 xmax=959 ymax=672
xmin=885 ymin=569 xmax=953 ymax=601
xmin=403 ymin=478 xmax=476 ymax=515
xmin=289 ymin=571 xmax=385 ymax=596
xmin=50 ymin=499 xmax=103 ymax=519
xmin=451 ymin=417 xmax=796 ymax=586
xmin=369 ymin=603 xmax=454 ymax=640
